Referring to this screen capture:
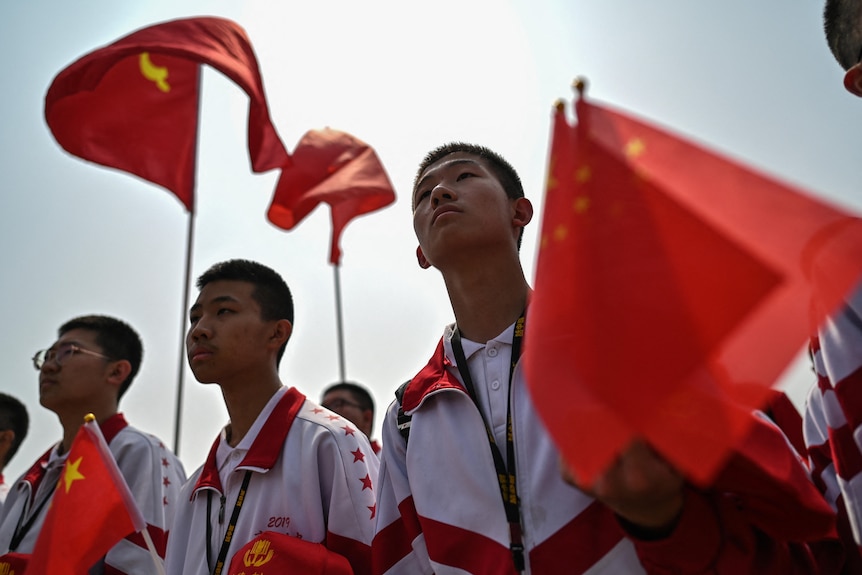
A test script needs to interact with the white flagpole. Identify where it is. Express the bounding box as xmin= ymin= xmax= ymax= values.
xmin=141 ymin=526 xmax=167 ymax=575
